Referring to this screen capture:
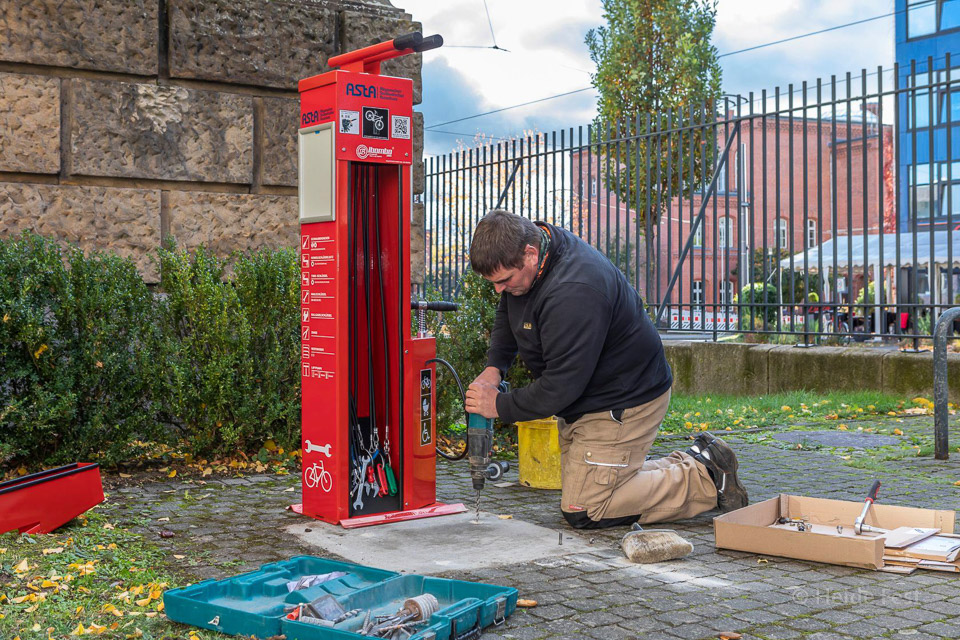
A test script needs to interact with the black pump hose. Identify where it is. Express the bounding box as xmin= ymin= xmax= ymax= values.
xmin=426 ymin=357 xmax=468 ymax=460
